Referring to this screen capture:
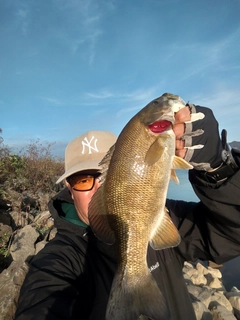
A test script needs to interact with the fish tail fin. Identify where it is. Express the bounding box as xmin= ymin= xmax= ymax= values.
xmin=106 ymin=270 xmax=169 ymax=320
